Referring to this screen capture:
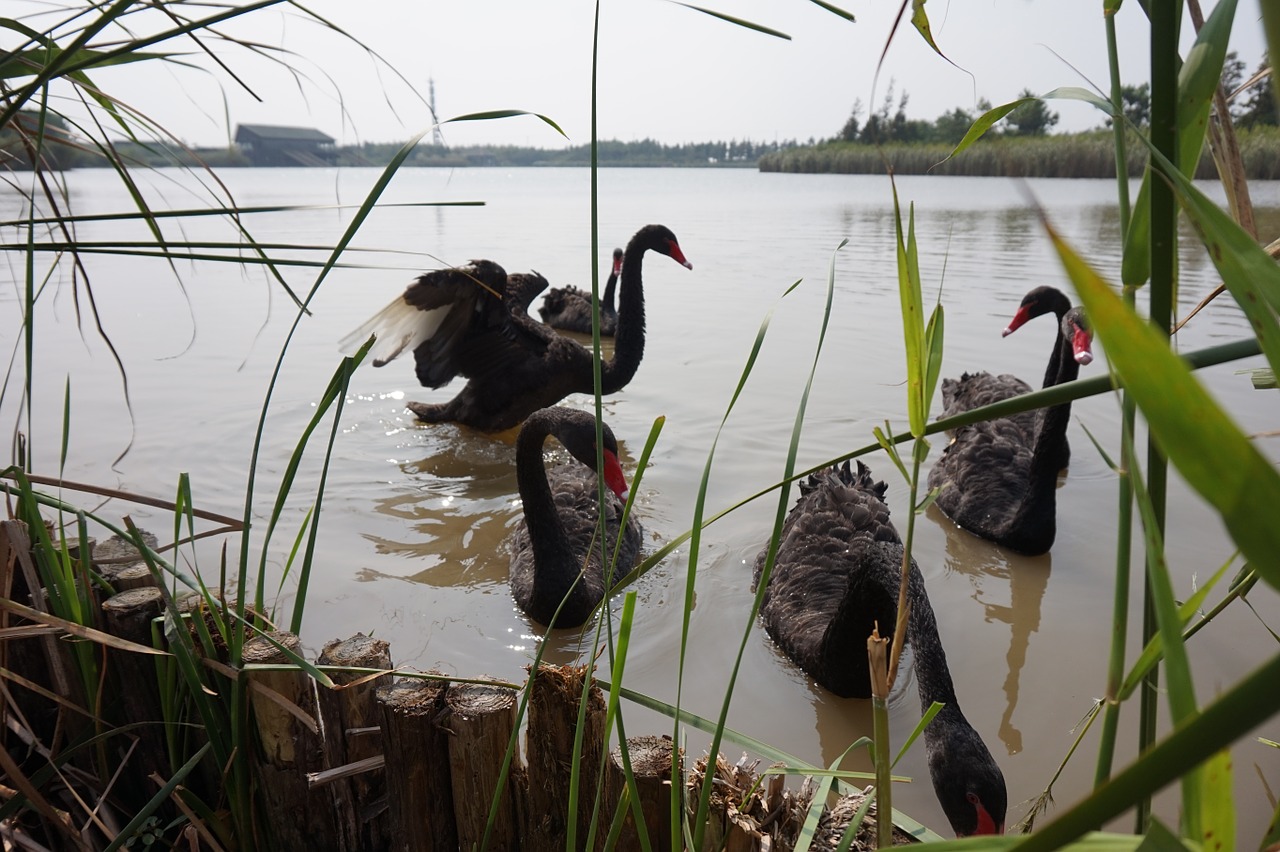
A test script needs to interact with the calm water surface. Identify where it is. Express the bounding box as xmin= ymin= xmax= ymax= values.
xmin=3 ymin=167 xmax=1278 ymax=840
